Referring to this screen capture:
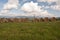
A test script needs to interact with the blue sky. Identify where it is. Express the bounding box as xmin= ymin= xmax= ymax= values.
xmin=0 ymin=0 xmax=60 ymax=17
